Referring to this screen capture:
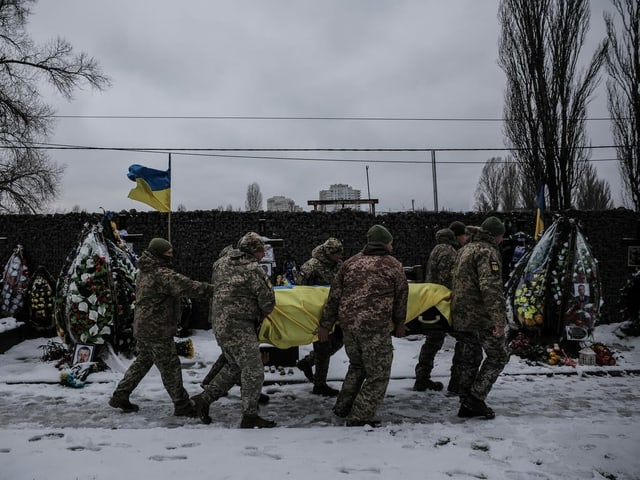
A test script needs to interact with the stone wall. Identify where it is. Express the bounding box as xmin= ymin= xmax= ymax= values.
xmin=1 ymin=208 xmax=638 ymax=327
